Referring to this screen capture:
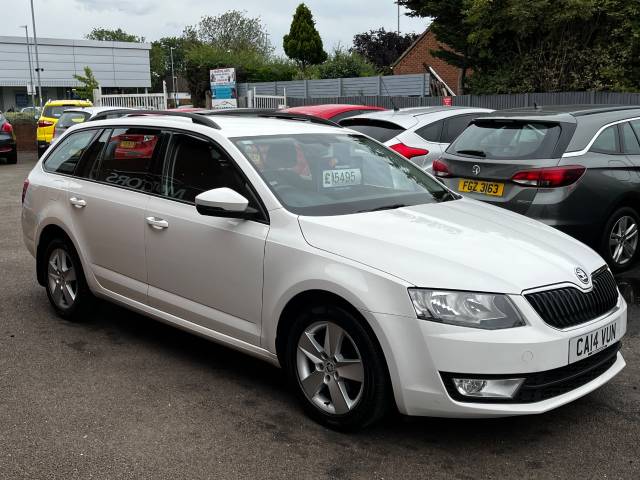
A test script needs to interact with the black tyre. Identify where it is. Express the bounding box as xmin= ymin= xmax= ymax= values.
xmin=6 ymin=150 xmax=17 ymax=164
xmin=284 ymin=303 xmax=391 ymax=430
xmin=42 ymin=237 xmax=94 ymax=321
xmin=600 ymin=206 xmax=640 ymax=272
